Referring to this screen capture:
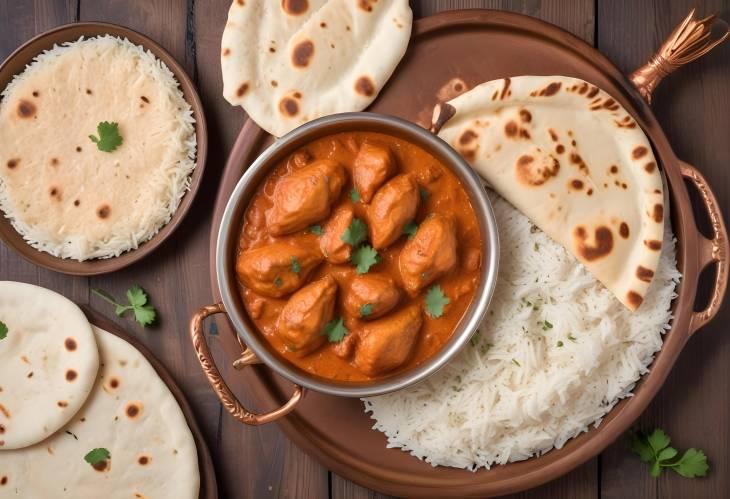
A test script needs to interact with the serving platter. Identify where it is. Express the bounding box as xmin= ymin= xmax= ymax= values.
xmin=0 ymin=22 xmax=208 ymax=276
xmin=205 ymin=9 xmax=727 ymax=497
xmin=82 ymin=307 xmax=218 ymax=499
